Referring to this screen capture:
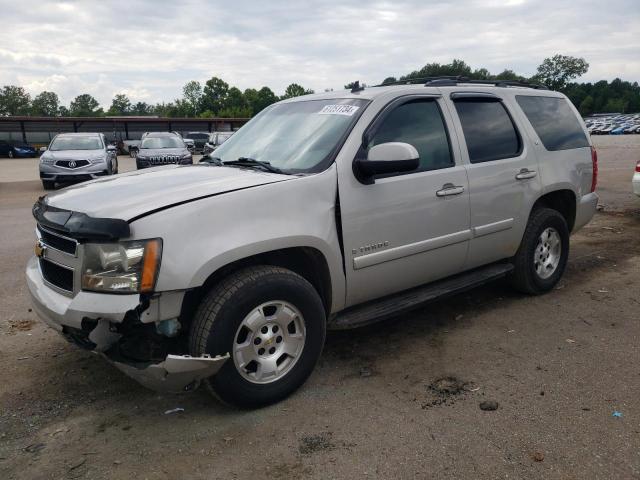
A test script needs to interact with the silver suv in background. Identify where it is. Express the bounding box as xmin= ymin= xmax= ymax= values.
xmin=27 ymin=79 xmax=598 ymax=408
xmin=39 ymin=133 xmax=118 ymax=190
xmin=203 ymin=131 xmax=234 ymax=154
xmin=135 ymin=132 xmax=192 ymax=169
